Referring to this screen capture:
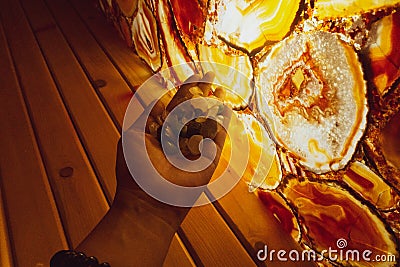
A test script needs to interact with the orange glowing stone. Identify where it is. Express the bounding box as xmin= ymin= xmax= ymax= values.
xmin=132 ymin=0 xmax=162 ymax=72
xmin=156 ymin=0 xmax=195 ymax=81
xmin=257 ymin=190 xmax=300 ymax=241
xmin=365 ymin=11 xmax=400 ymax=96
xmin=236 ymin=112 xmax=282 ymax=191
xmin=381 ymin=111 xmax=400 ymax=170
xmin=343 ymin=161 xmax=399 ymax=210
xmin=169 ymin=0 xmax=206 ymax=57
xmin=255 ymin=31 xmax=368 ymax=173
xmin=205 ymin=0 xmax=302 ymax=53
xmin=197 ymin=44 xmax=253 ymax=108
xmin=314 ymin=0 xmax=400 ymax=19
xmin=282 ymin=178 xmax=398 ymax=266
xmin=213 ymin=110 xmax=281 ymax=190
